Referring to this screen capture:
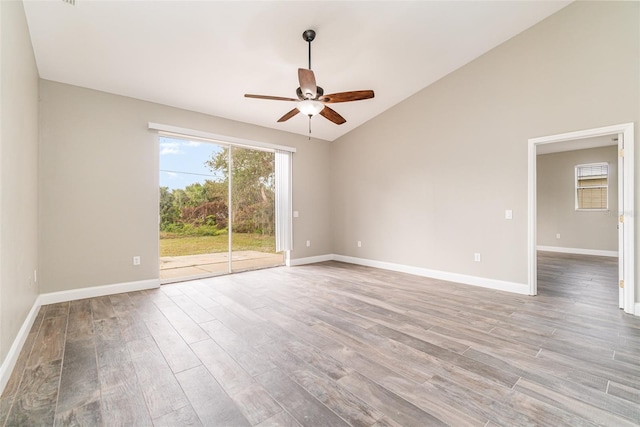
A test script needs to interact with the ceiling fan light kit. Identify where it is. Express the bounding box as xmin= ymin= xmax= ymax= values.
xmin=244 ymin=29 xmax=375 ymax=137
xmin=297 ymin=100 xmax=324 ymax=116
